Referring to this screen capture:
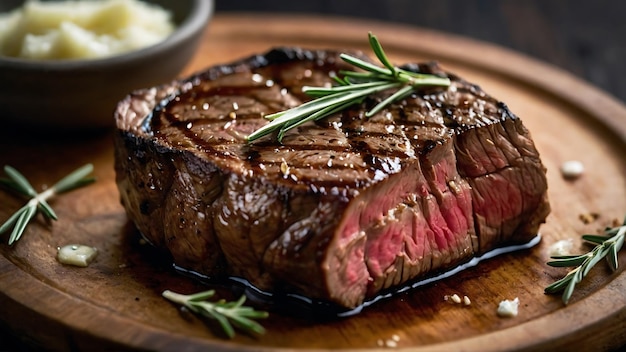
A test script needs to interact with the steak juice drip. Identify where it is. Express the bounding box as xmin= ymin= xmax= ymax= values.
xmin=172 ymin=234 xmax=541 ymax=318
